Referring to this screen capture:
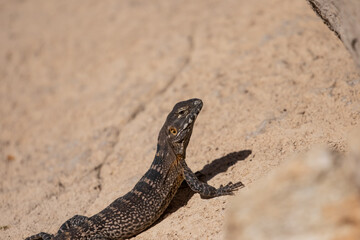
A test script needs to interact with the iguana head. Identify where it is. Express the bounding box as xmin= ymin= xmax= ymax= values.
xmin=159 ymin=98 xmax=203 ymax=156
